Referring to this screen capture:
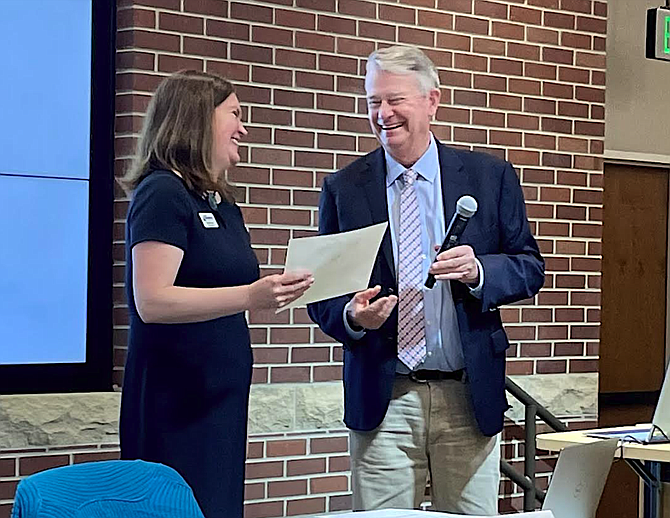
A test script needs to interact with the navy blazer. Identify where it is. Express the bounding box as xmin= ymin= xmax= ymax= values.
xmin=307 ymin=141 xmax=545 ymax=436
